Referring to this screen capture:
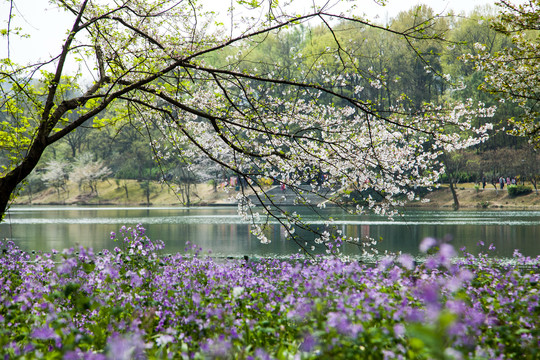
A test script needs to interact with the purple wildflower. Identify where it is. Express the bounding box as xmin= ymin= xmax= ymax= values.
xmin=378 ymin=255 xmax=394 ymax=271
xmin=417 ymin=283 xmax=439 ymax=305
xmin=192 ymin=292 xmax=202 ymax=306
xmin=300 ymin=333 xmax=317 ymax=352
xmin=437 ymin=243 xmax=457 ymax=269
xmin=31 ymin=326 xmax=57 ymax=341
xmin=201 ymin=335 xmax=232 ymax=358
xmin=287 ymin=298 xmax=312 ymax=320
xmin=420 ymin=237 xmax=437 ymax=253
xmin=397 ymin=253 xmax=415 ymax=270
xmin=393 ymin=323 xmax=405 ymax=337
xmin=327 ymin=311 xmax=362 ymax=337
xmin=107 ymin=332 xmax=147 ymax=360
xmin=64 ymin=350 xmax=106 ymax=360
xmin=254 ymin=348 xmax=271 ymax=360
